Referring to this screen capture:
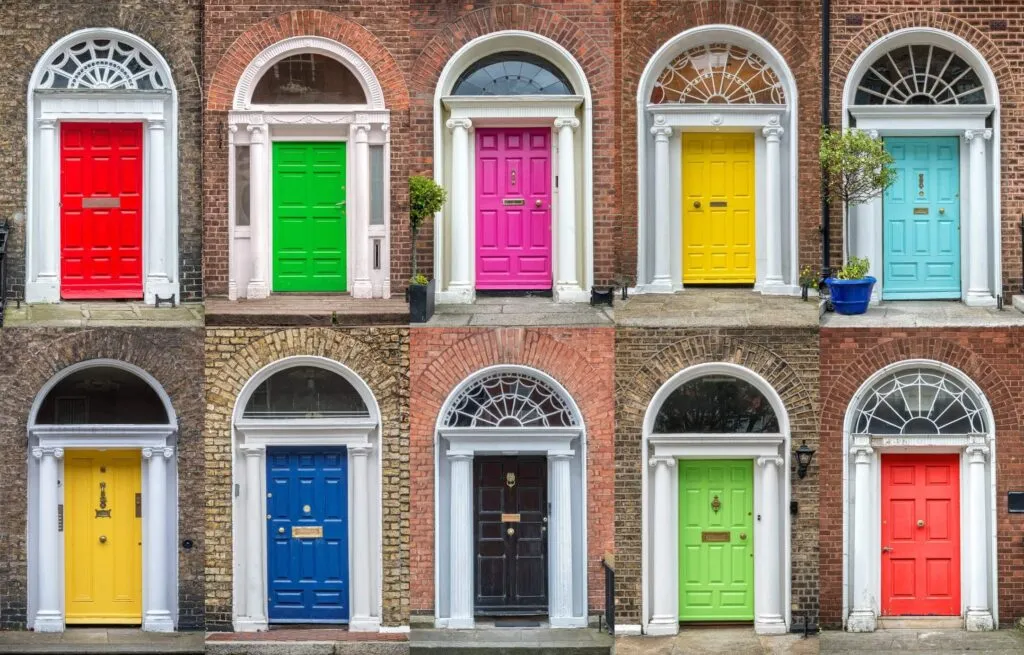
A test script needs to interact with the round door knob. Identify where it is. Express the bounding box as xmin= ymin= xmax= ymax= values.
xmin=739 ymin=533 xmax=747 ymax=540
xmin=535 ymin=199 xmax=543 ymax=208
xmin=278 ymin=527 xmax=285 ymax=534
xmin=917 ymin=519 xmax=925 ymax=528
xmin=939 ymin=208 xmax=946 ymax=215
xmin=507 ymin=527 xmax=515 ymax=537
xmin=98 ymin=535 xmax=107 ymax=544
xmin=693 ymin=200 xmax=701 ymax=209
